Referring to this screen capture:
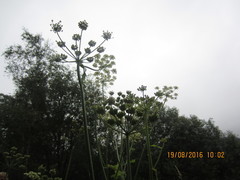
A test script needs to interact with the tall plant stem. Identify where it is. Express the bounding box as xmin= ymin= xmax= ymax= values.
xmin=77 ymin=62 xmax=95 ymax=180
xmin=105 ymin=130 xmax=110 ymax=178
xmin=154 ymin=142 xmax=165 ymax=168
xmin=64 ymin=144 xmax=75 ymax=180
xmin=96 ymin=140 xmax=108 ymax=180
xmin=95 ymin=119 xmax=108 ymax=180
xmin=134 ymin=143 xmax=146 ymax=180
xmin=114 ymin=129 xmax=124 ymax=180
xmin=126 ymin=133 xmax=132 ymax=180
xmin=144 ymin=112 xmax=154 ymax=180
